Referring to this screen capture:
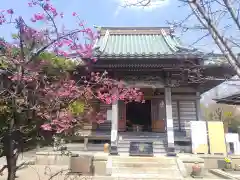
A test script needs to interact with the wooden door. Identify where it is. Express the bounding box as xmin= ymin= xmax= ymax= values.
xmin=118 ymin=101 xmax=126 ymax=131
xmin=151 ymin=99 xmax=165 ymax=132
